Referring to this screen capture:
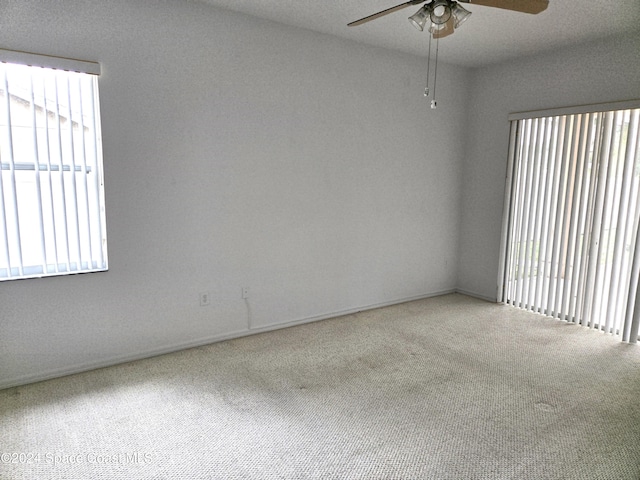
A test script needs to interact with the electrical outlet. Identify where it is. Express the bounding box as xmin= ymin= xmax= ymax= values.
xmin=200 ymin=292 xmax=210 ymax=306
xmin=241 ymin=287 xmax=249 ymax=299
